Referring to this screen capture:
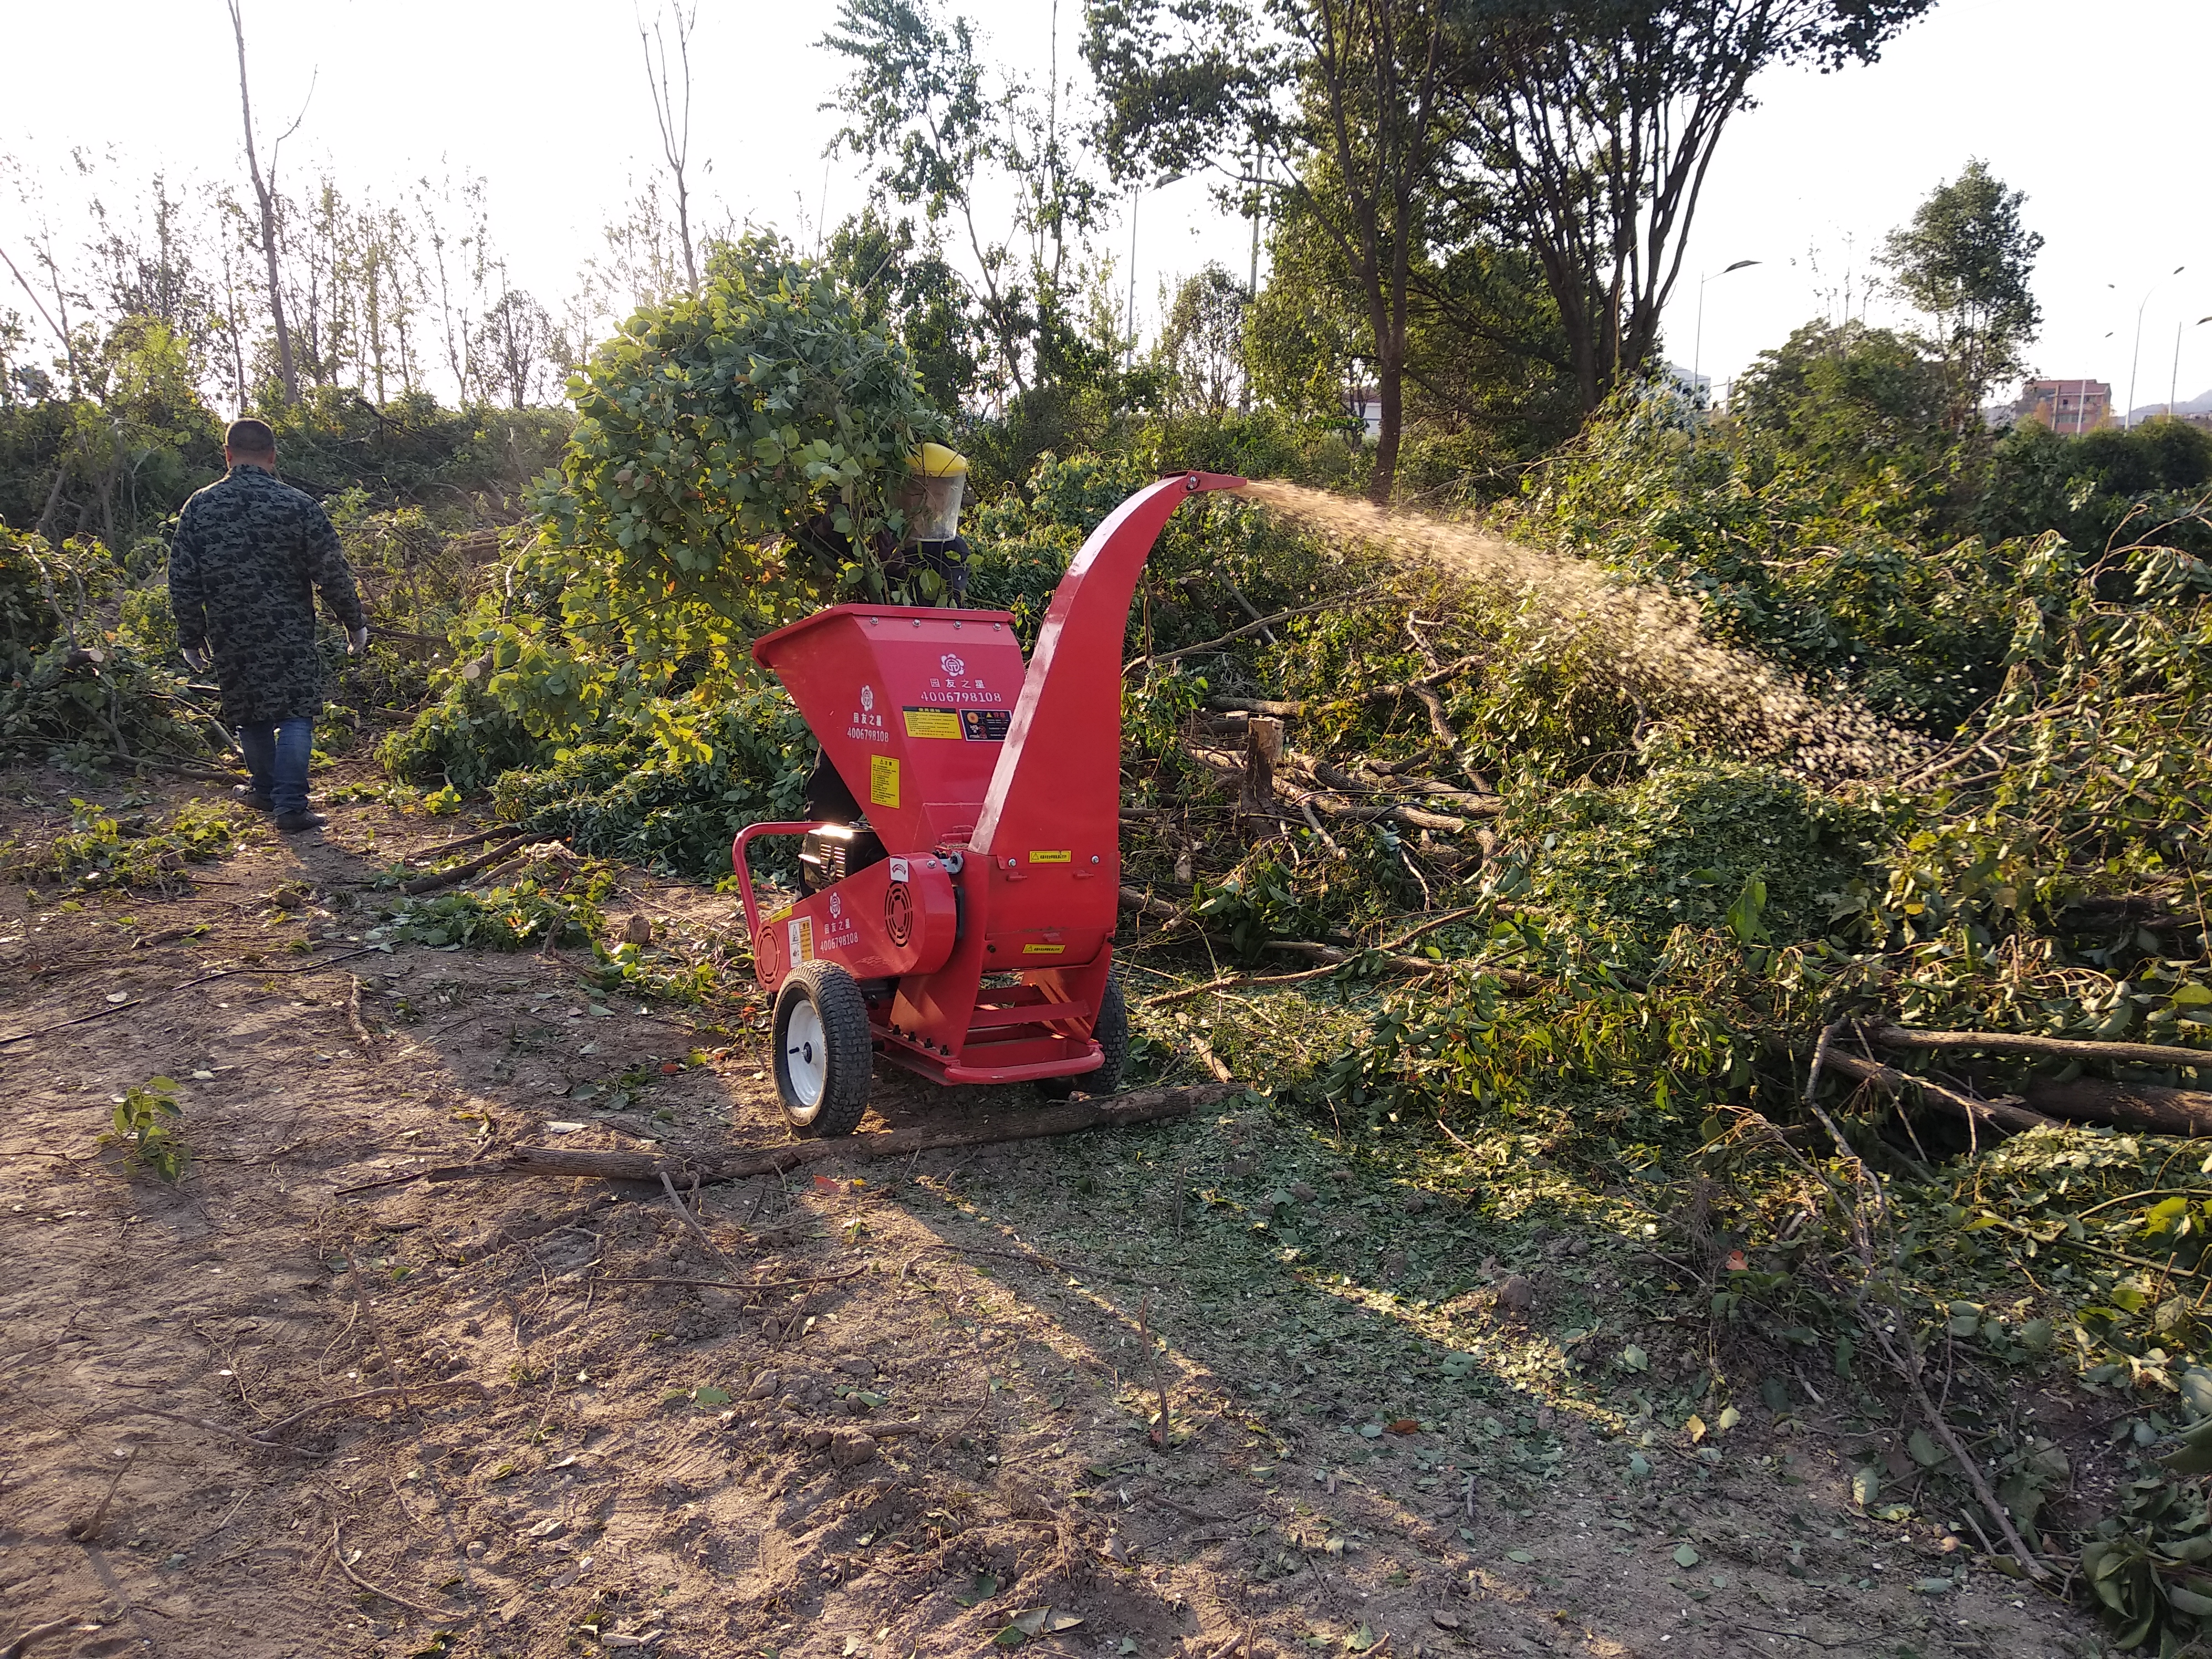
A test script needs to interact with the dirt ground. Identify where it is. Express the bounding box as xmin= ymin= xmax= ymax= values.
xmin=0 ymin=769 xmax=2107 ymax=1659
